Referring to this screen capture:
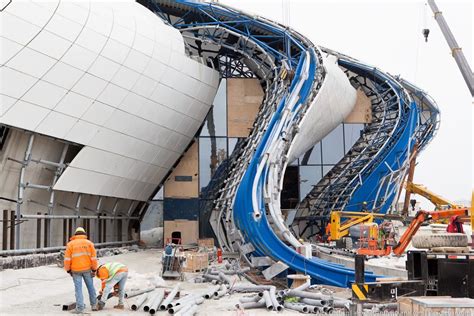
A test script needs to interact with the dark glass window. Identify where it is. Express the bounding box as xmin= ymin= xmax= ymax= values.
xmin=299 ymin=165 xmax=322 ymax=201
xmin=299 ymin=141 xmax=322 ymax=165
xmin=281 ymin=166 xmax=299 ymax=209
xmin=323 ymin=165 xmax=334 ymax=177
xmin=199 ymin=137 xmax=228 ymax=191
xmin=200 ymin=79 xmax=227 ymax=137
xmin=344 ymin=123 xmax=364 ymax=153
xmin=322 ymin=125 xmax=344 ymax=164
